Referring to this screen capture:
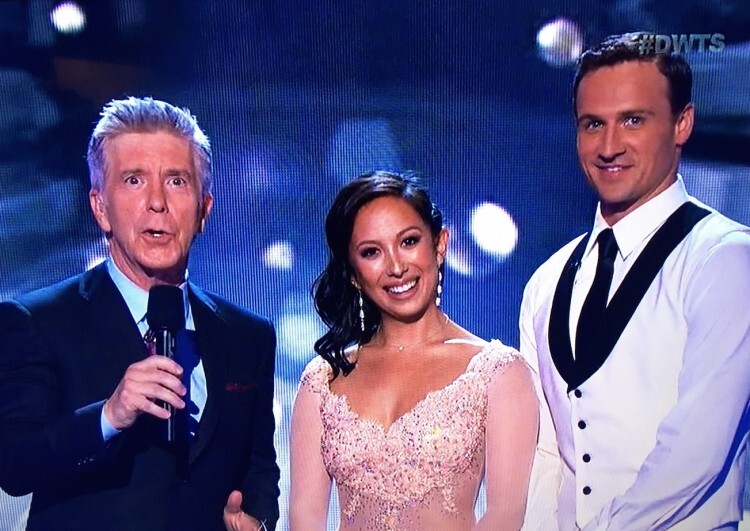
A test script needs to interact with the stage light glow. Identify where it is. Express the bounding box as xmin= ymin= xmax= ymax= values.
xmin=470 ymin=202 xmax=518 ymax=258
xmin=263 ymin=240 xmax=294 ymax=270
xmin=51 ymin=2 xmax=86 ymax=35
xmin=276 ymin=312 xmax=326 ymax=362
xmin=444 ymin=223 xmax=473 ymax=276
xmin=536 ymin=18 xmax=583 ymax=67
